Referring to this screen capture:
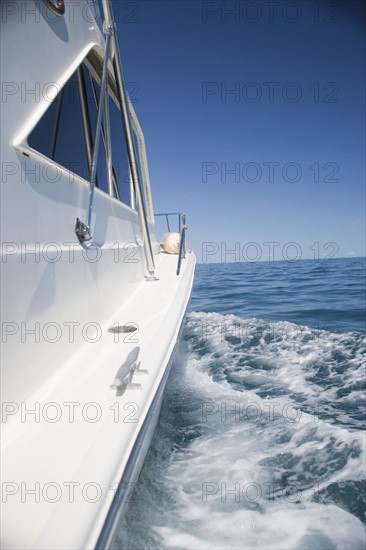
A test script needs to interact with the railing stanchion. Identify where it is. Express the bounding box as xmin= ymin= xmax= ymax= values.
xmin=102 ymin=0 xmax=156 ymax=279
xmin=155 ymin=213 xmax=188 ymax=275
xmin=75 ymin=28 xmax=112 ymax=243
